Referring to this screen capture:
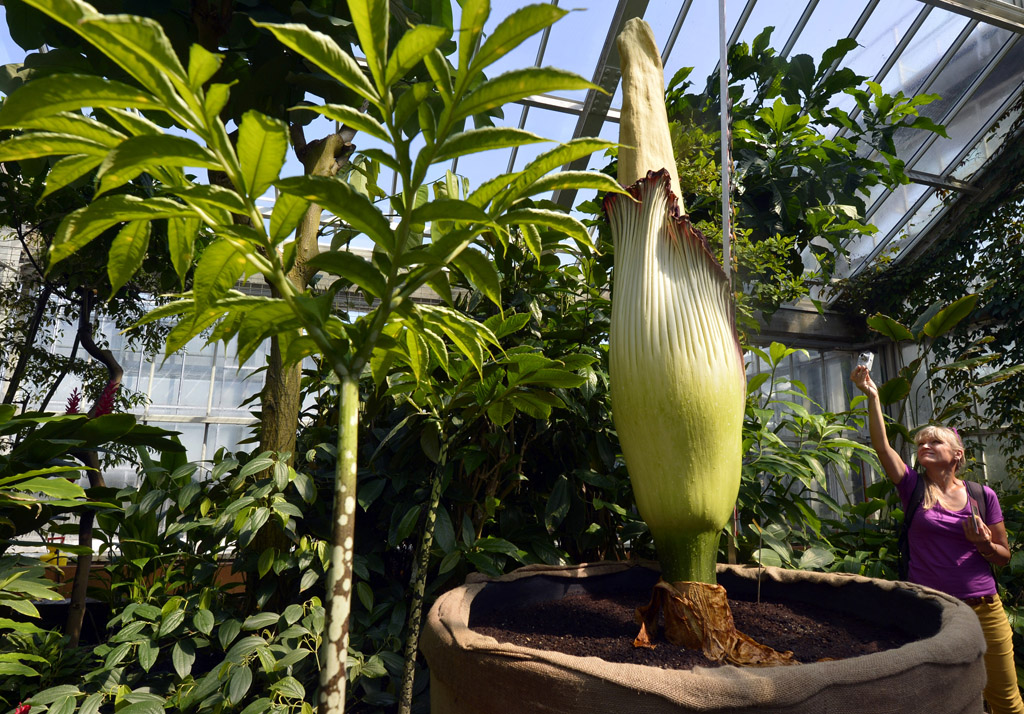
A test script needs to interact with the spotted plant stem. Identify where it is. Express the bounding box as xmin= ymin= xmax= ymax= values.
xmin=318 ymin=375 xmax=359 ymax=714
